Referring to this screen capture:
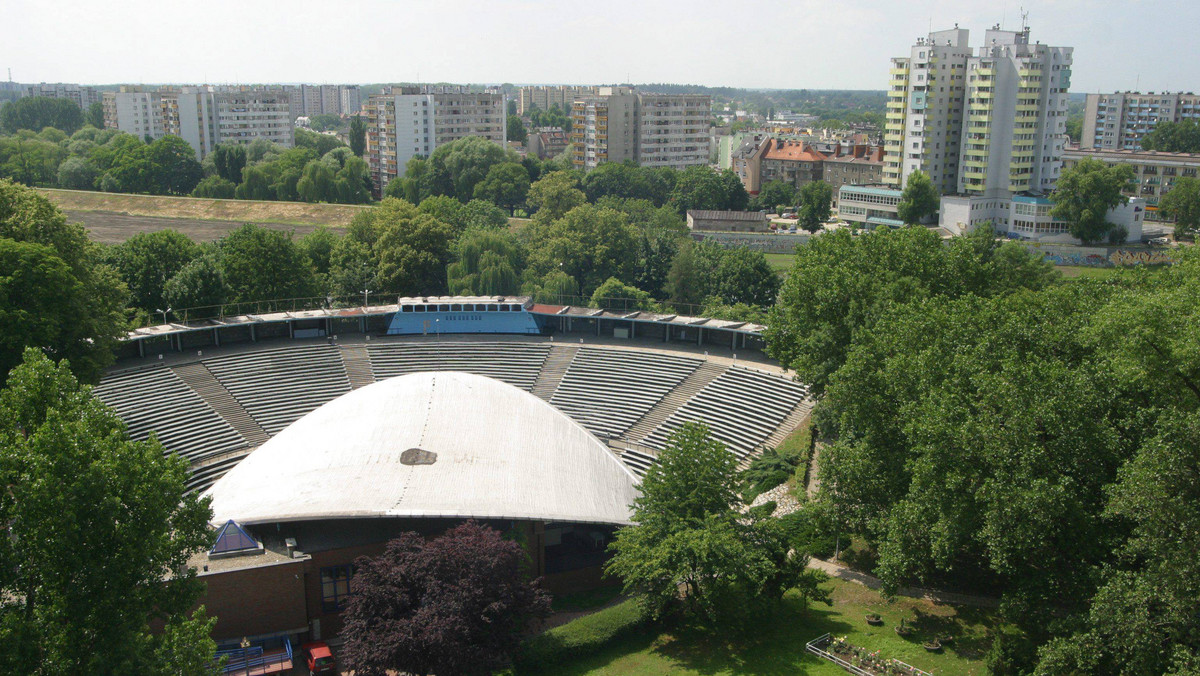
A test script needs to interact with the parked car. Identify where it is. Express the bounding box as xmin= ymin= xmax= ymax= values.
xmin=300 ymin=641 xmax=337 ymax=675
